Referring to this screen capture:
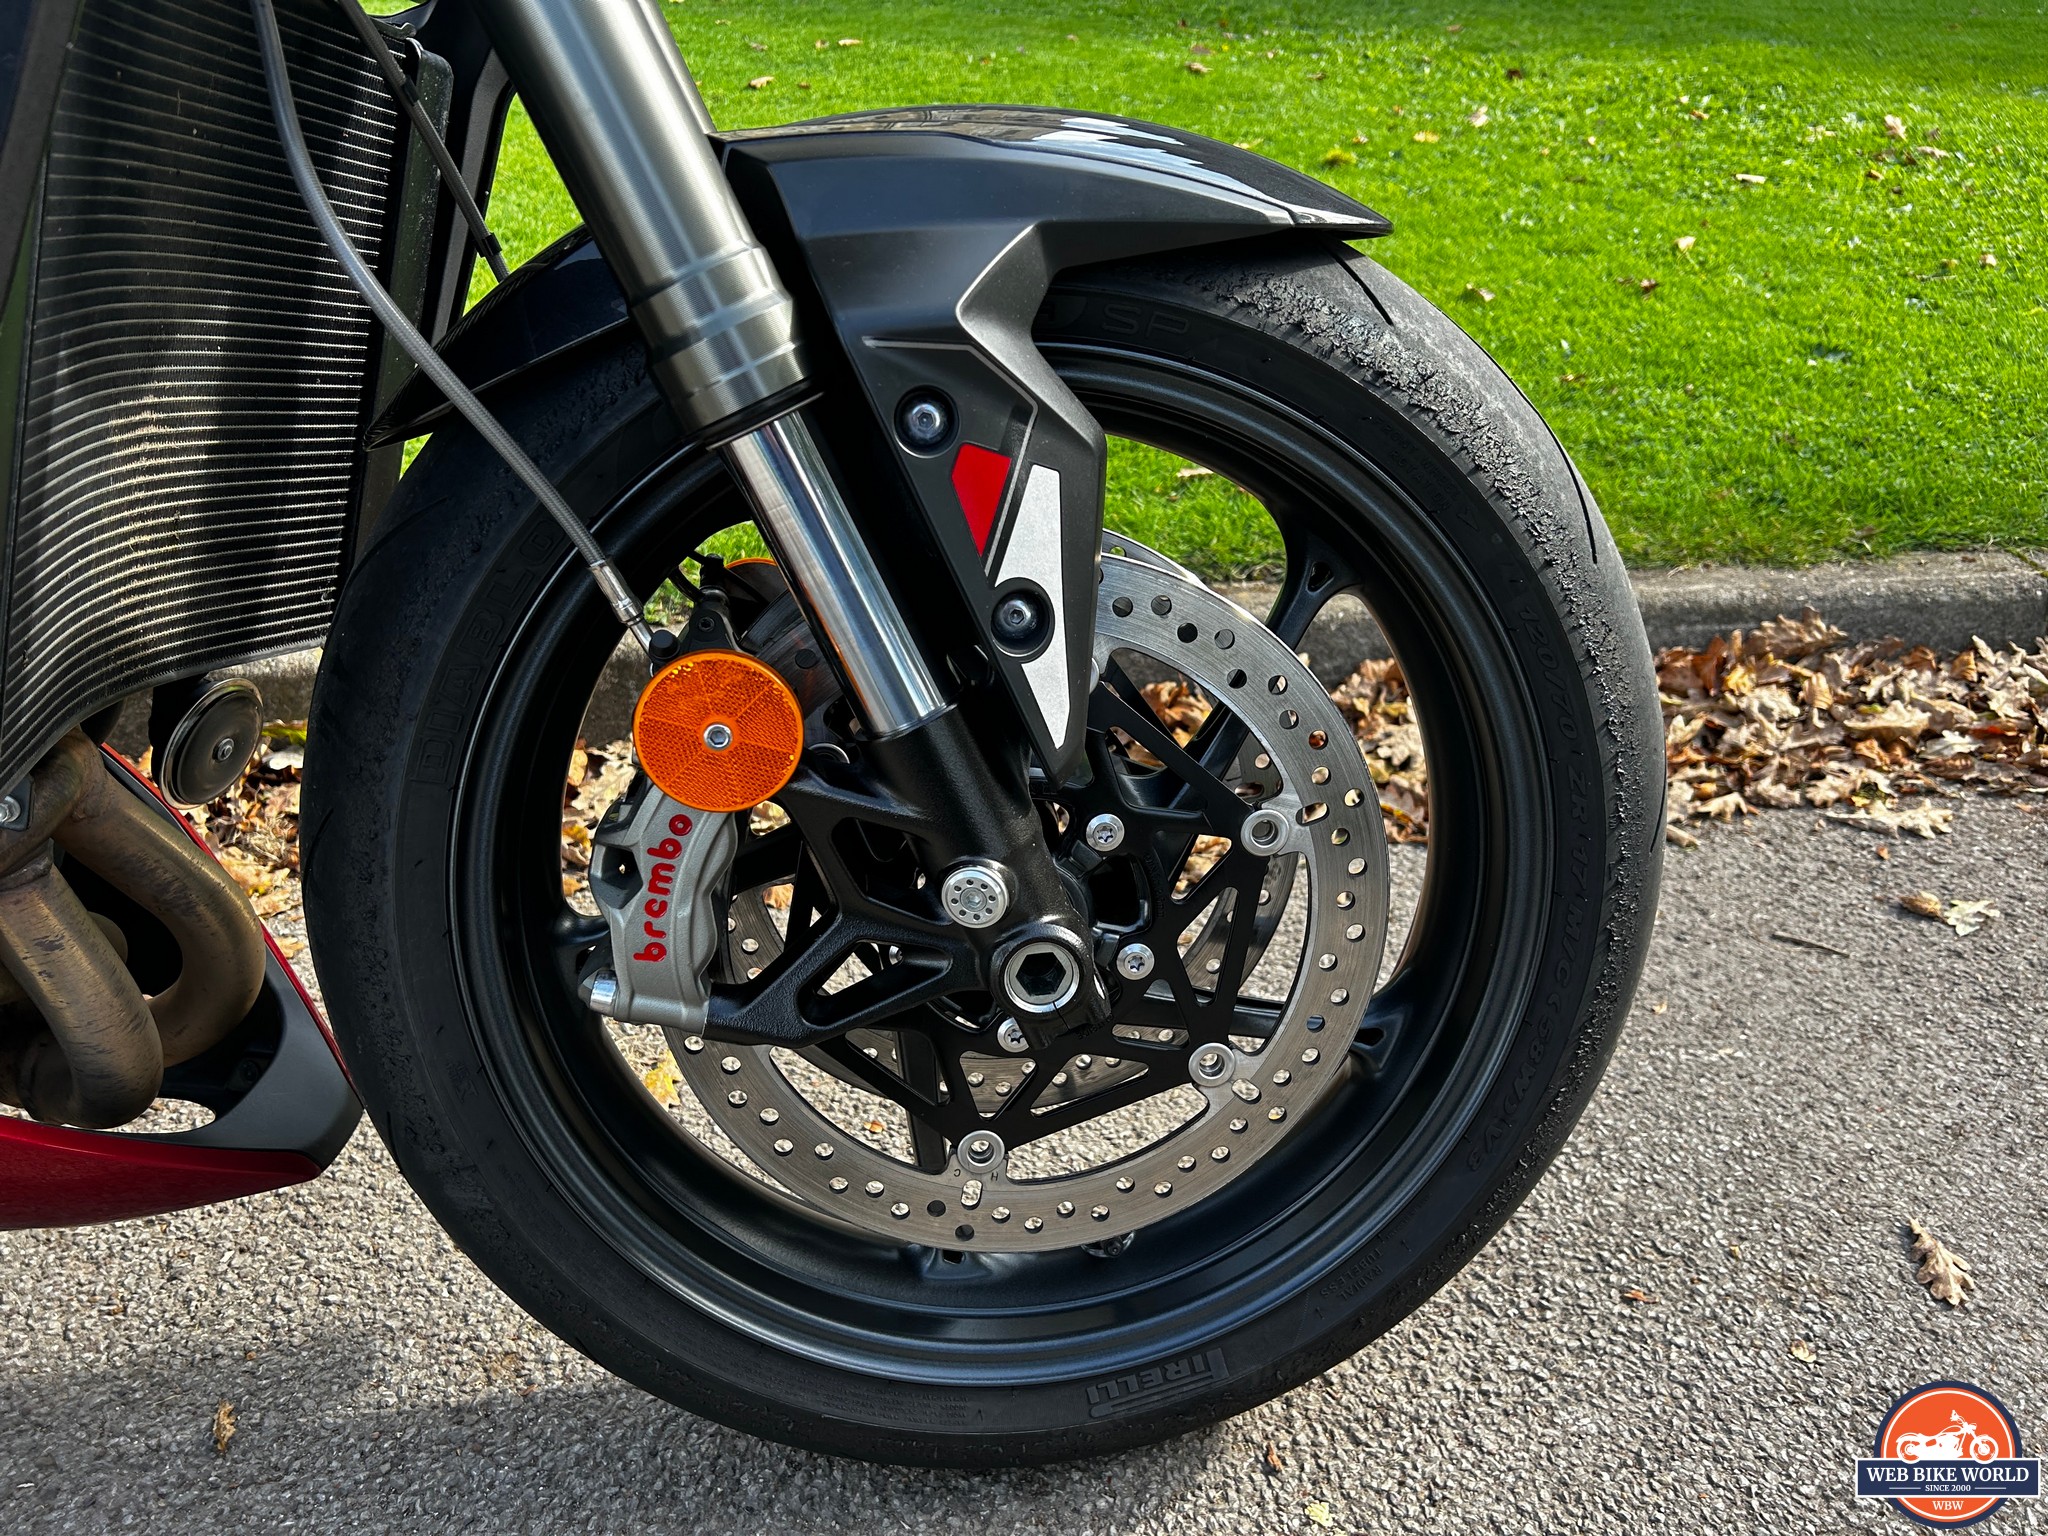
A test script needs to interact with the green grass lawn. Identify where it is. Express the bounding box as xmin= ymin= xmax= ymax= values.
xmin=450 ymin=0 xmax=2048 ymax=574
